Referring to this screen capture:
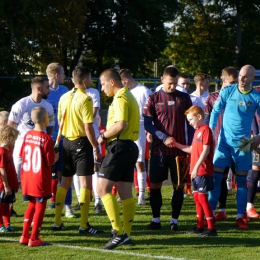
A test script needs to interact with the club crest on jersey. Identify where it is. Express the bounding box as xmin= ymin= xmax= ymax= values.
xmin=238 ymin=101 xmax=245 ymax=106
xmin=176 ymin=98 xmax=181 ymax=104
xmin=27 ymin=119 xmax=34 ymax=126
xmin=167 ymin=101 xmax=175 ymax=106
